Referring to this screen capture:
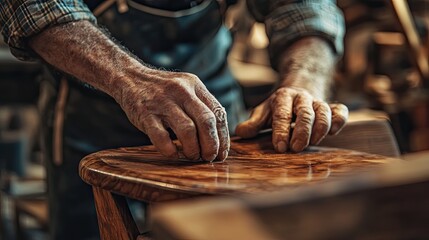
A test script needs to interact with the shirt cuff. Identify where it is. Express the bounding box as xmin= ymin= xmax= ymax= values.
xmin=1 ymin=0 xmax=97 ymax=61
xmin=264 ymin=1 xmax=345 ymax=70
